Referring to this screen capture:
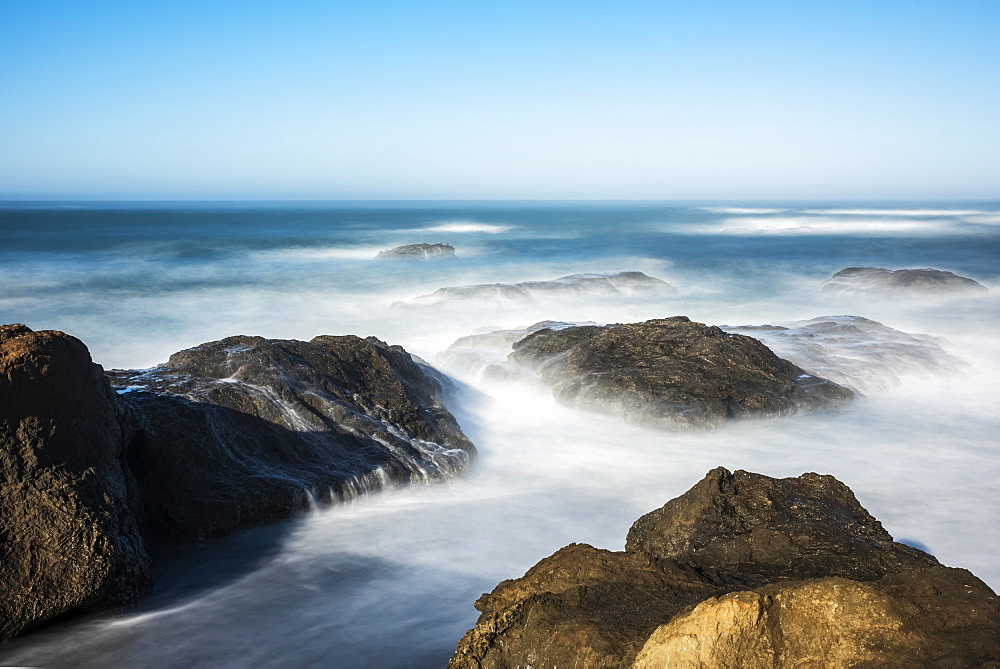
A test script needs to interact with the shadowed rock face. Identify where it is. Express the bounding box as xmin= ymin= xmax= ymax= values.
xmin=822 ymin=267 xmax=988 ymax=296
xmin=0 ymin=324 xmax=151 ymax=641
xmin=510 ymin=317 xmax=854 ymax=428
xmin=376 ymin=243 xmax=456 ymax=260
xmin=450 ymin=468 xmax=1000 ymax=669
xmin=109 ymin=334 xmax=475 ymax=547
xmin=397 ymin=271 xmax=675 ymax=308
